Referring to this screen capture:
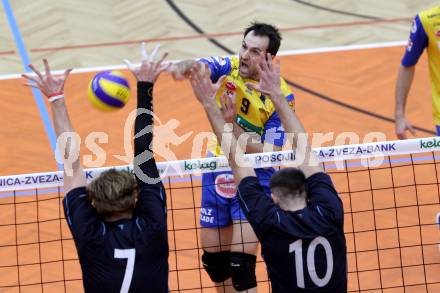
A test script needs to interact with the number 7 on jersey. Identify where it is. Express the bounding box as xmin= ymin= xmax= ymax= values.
xmin=114 ymin=248 xmax=136 ymax=293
